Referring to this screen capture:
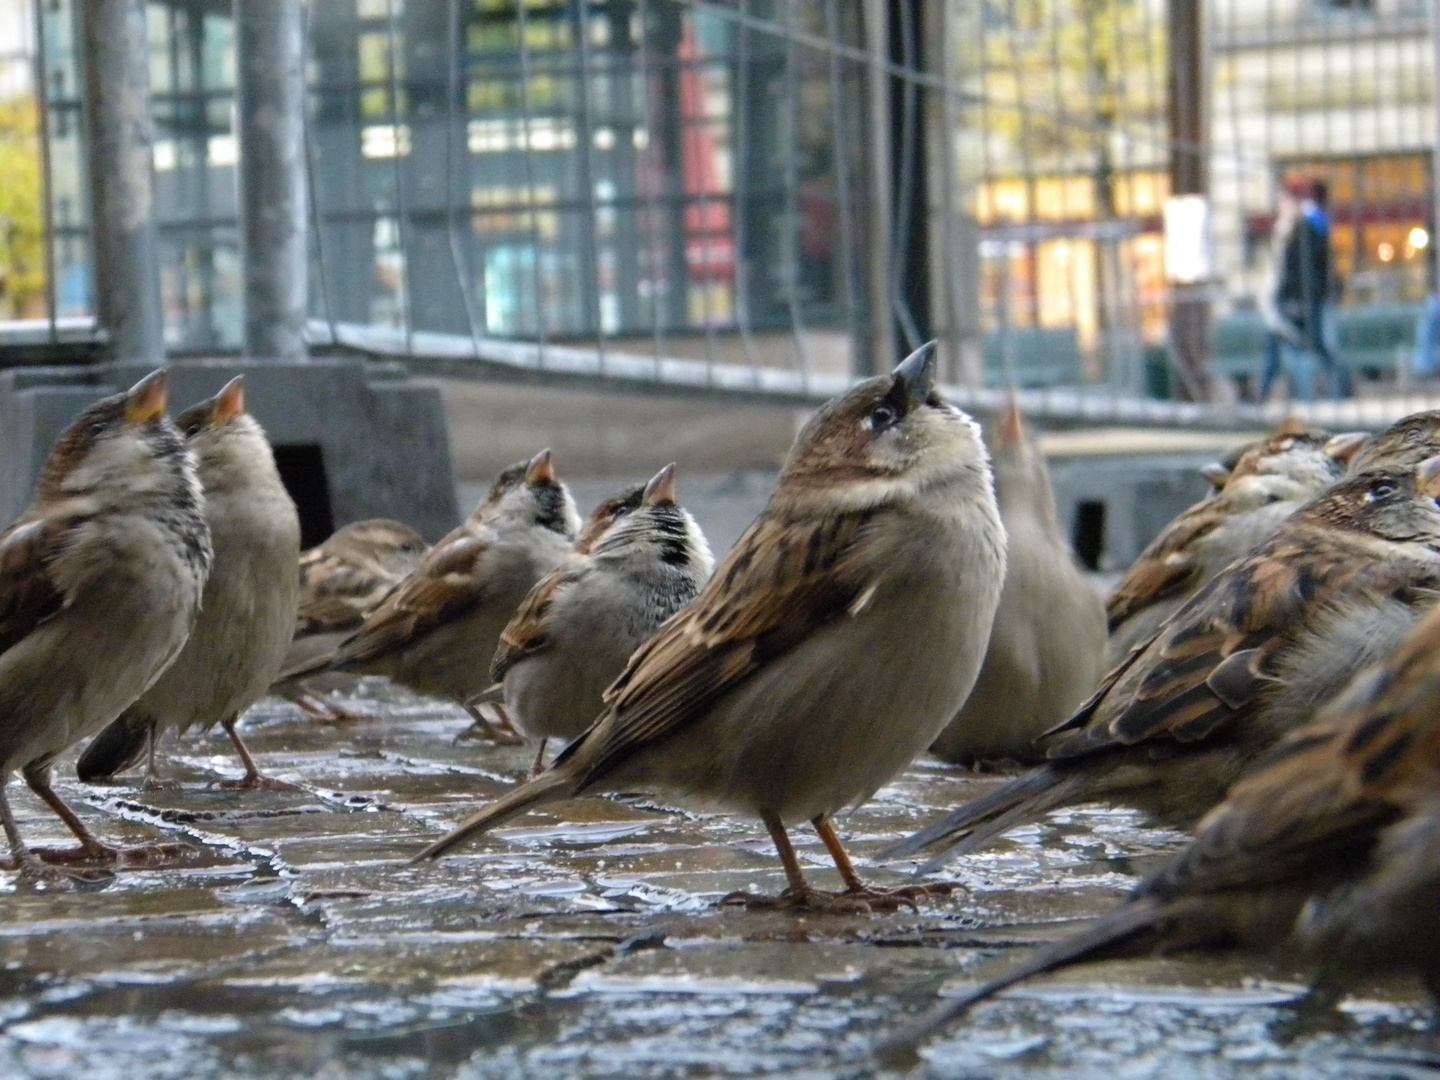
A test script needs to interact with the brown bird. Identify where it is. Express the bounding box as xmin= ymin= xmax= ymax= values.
xmin=885 ymin=455 xmax=1440 ymax=870
xmin=489 ymin=464 xmax=714 ymax=774
xmin=878 ymin=600 xmax=1440 ymax=1068
xmin=412 ymin=342 xmax=1008 ymax=912
xmin=76 ymin=377 xmax=302 ymax=788
xmin=1105 ymin=426 xmax=1363 ymax=665
xmin=0 ymin=371 xmax=211 ymax=883
xmin=281 ymin=450 xmax=580 ymax=737
xmin=1345 ymin=408 xmax=1440 ymax=475
xmin=271 ymin=518 xmax=428 ymax=722
xmin=930 ymin=398 xmax=1106 ymax=765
